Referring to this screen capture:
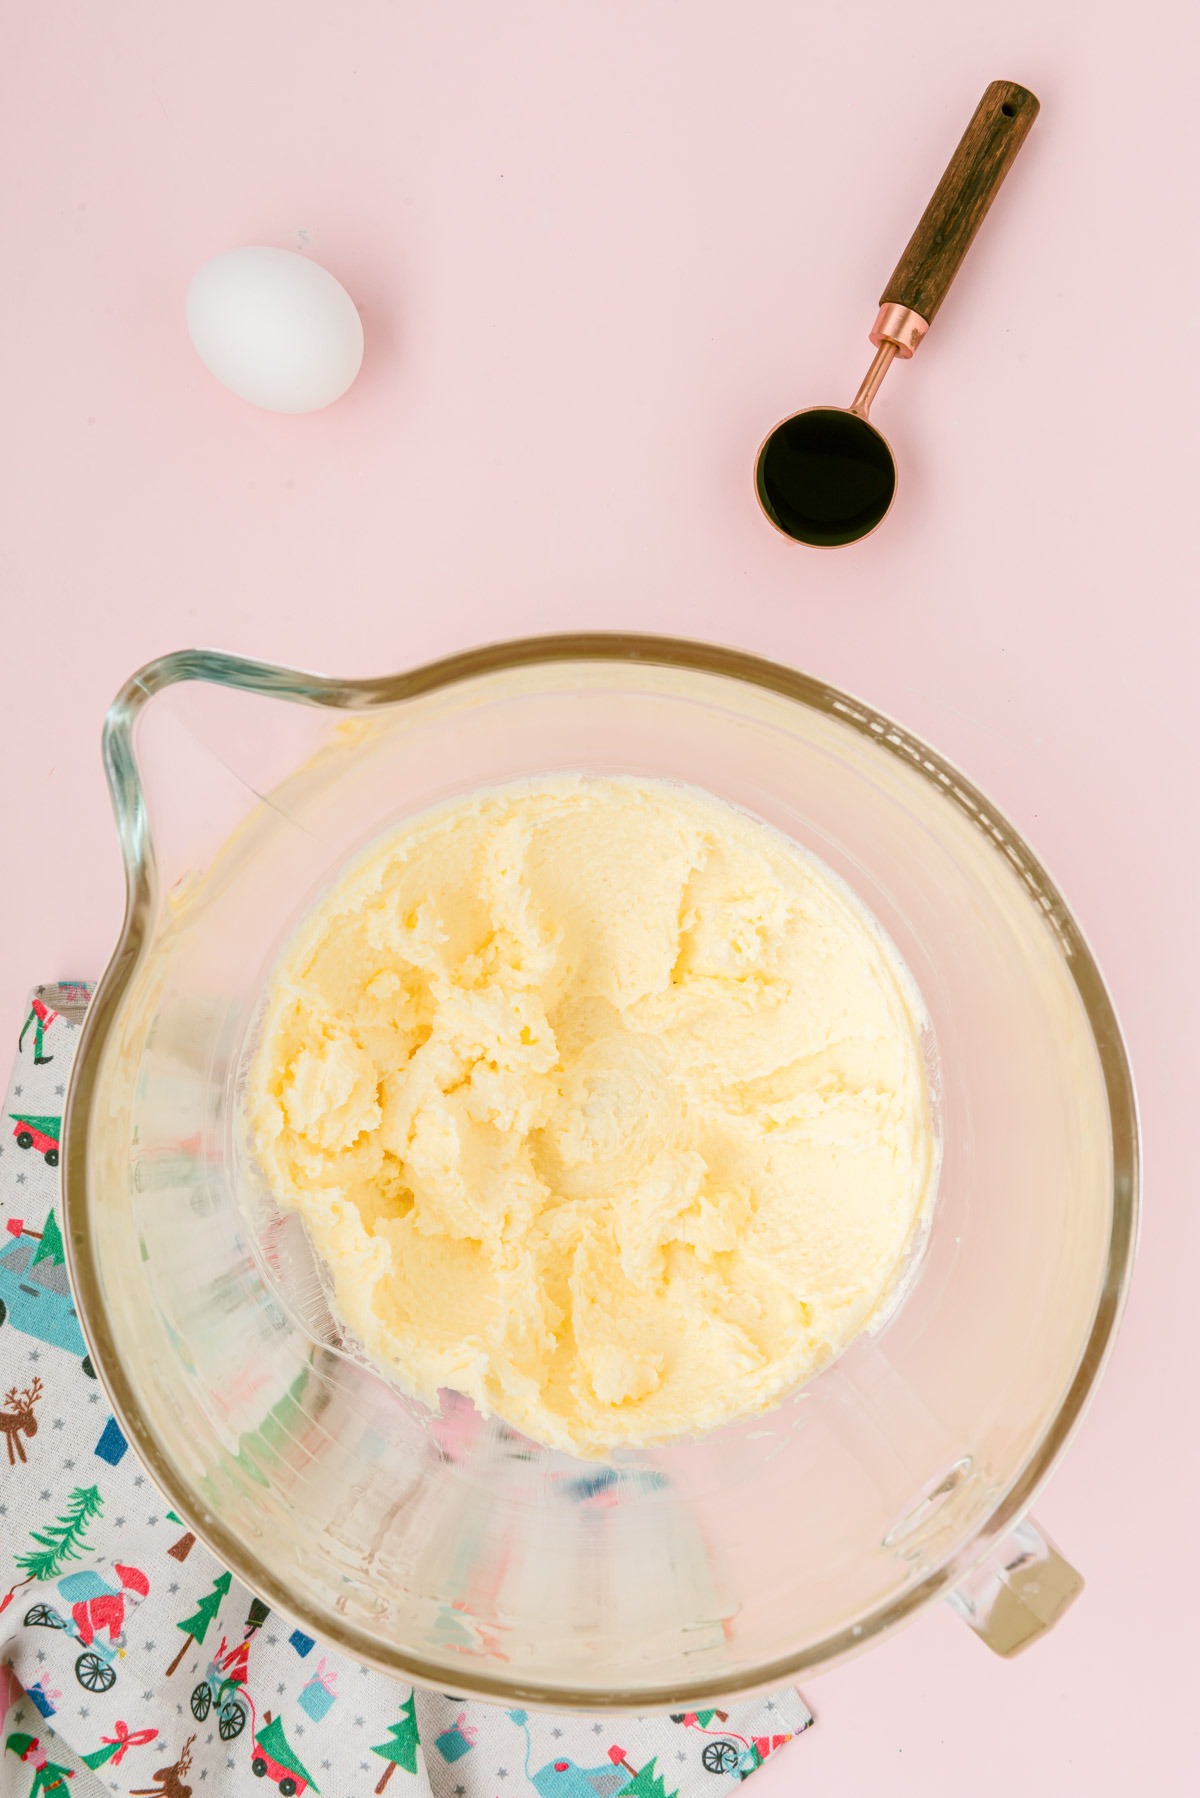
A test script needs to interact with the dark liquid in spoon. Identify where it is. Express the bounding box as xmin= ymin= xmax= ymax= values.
xmin=757 ymin=408 xmax=896 ymax=546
